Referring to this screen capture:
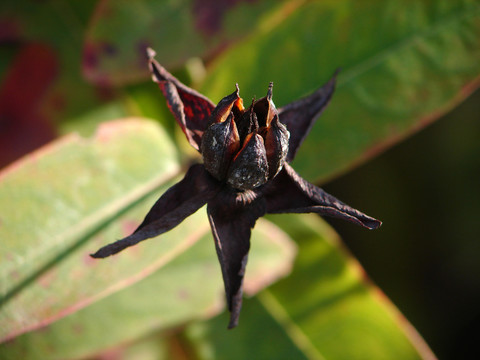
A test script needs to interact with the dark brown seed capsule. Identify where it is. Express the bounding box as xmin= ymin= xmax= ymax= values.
xmin=201 ymin=114 xmax=240 ymax=181
xmin=209 ymin=86 xmax=241 ymax=125
xmin=93 ymin=55 xmax=383 ymax=332
xmin=253 ymin=82 xmax=277 ymax=127
xmin=227 ymin=133 xmax=268 ymax=190
xmin=236 ymin=98 xmax=259 ymax=142
xmin=263 ymin=115 xmax=290 ymax=179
